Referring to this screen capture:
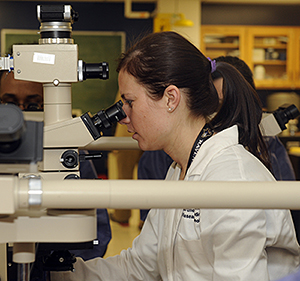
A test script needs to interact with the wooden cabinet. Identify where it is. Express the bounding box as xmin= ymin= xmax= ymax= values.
xmin=294 ymin=28 xmax=300 ymax=89
xmin=201 ymin=25 xmax=300 ymax=90
xmin=201 ymin=25 xmax=246 ymax=61
xmin=246 ymin=26 xmax=294 ymax=89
